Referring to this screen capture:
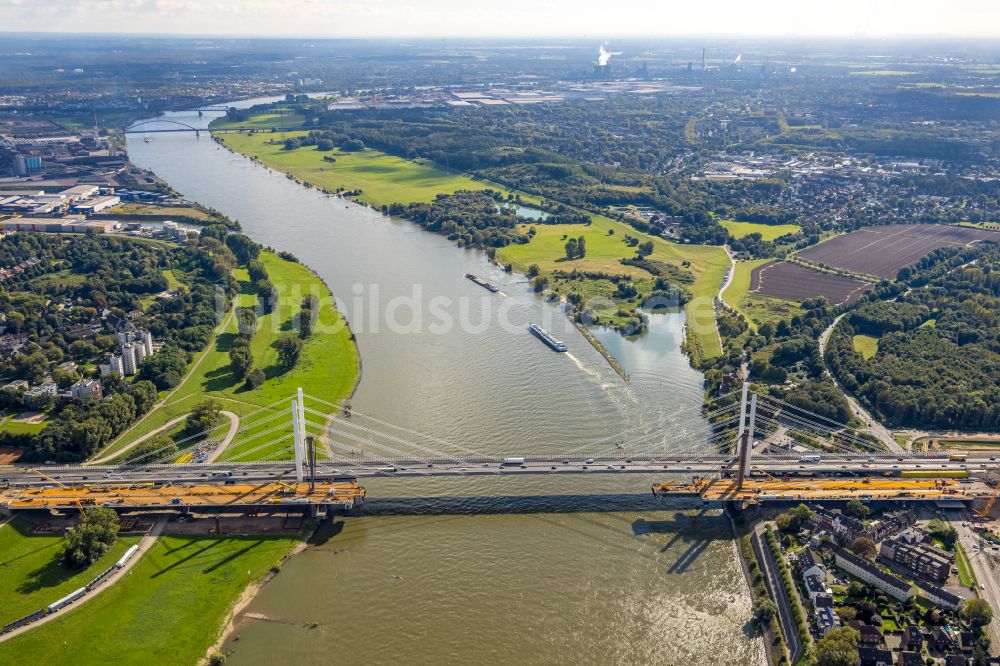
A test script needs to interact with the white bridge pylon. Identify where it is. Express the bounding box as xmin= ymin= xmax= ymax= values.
xmin=292 ymin=387 xmax=308 ymax=483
